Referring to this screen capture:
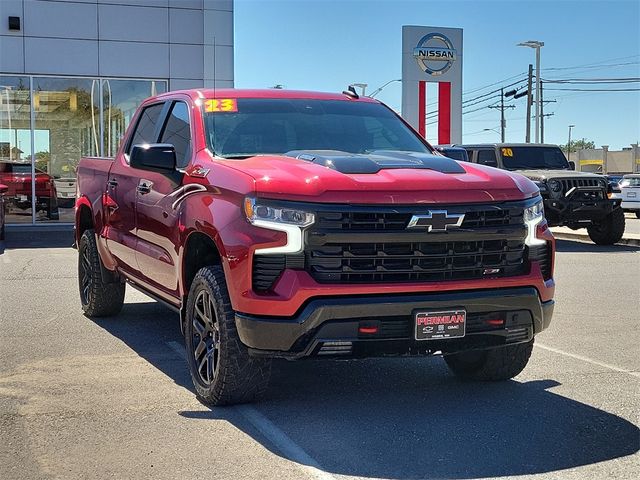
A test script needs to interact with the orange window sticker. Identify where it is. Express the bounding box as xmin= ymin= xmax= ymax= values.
xmin=204 ymin=98 xmax=238 ymax=113
xmin=501 ymin=147 xmax=513 ymax=157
